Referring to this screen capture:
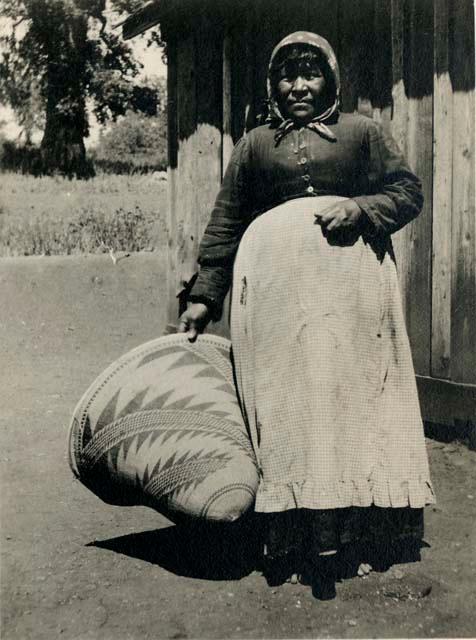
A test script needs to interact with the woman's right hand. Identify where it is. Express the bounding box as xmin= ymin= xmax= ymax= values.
xmin=177 ymin=303 xmax=211 ymax=342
